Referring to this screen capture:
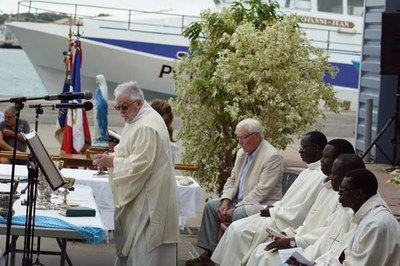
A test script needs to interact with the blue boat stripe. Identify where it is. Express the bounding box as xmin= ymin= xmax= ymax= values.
xmin=83 ymin=37 xmax=359 ymax=89
xmin=325 ymin=62 xmax=359 ymax=89
xmin=83 ymin=37 xmax=188 ymax=59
